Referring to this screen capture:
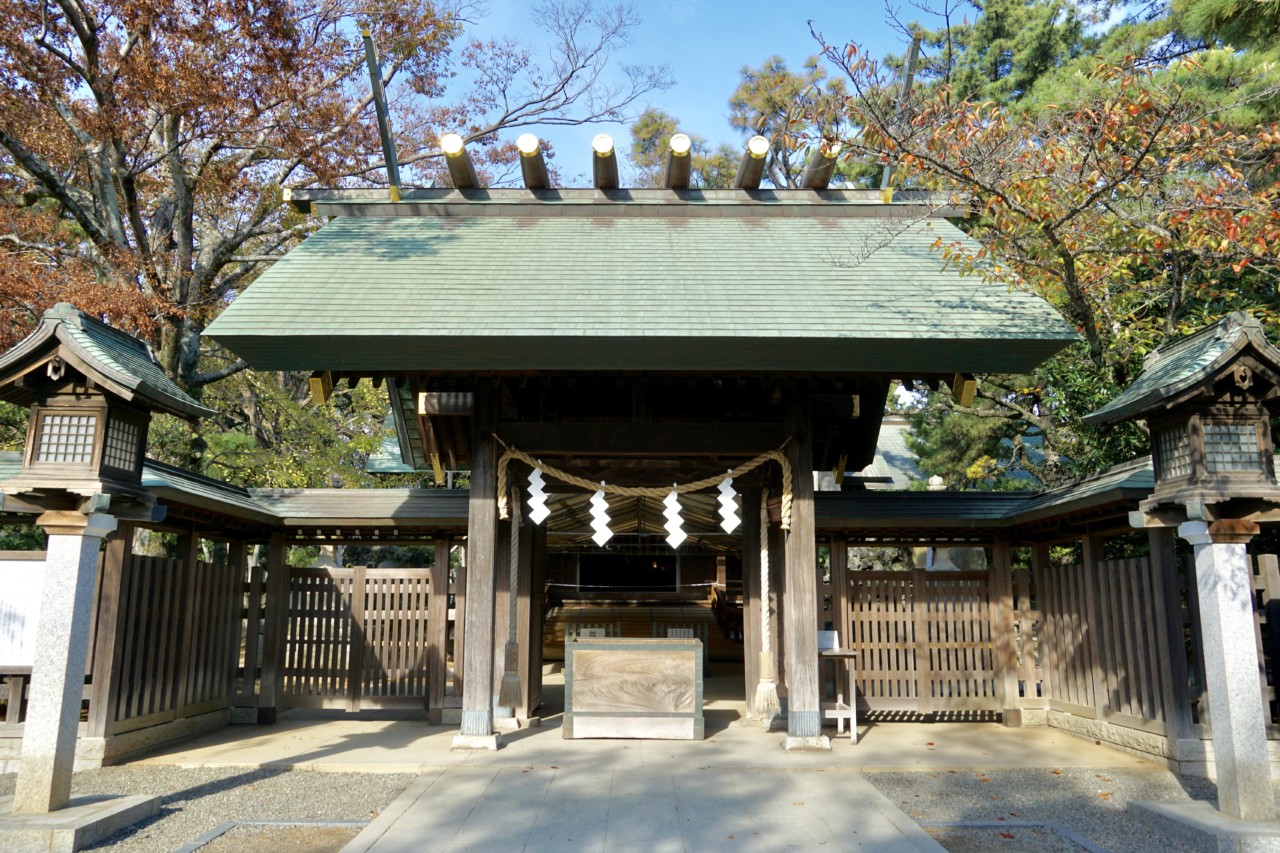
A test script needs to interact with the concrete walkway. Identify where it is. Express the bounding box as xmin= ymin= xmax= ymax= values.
xmin=132 ymin=670 xmax=1157 ymax=852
